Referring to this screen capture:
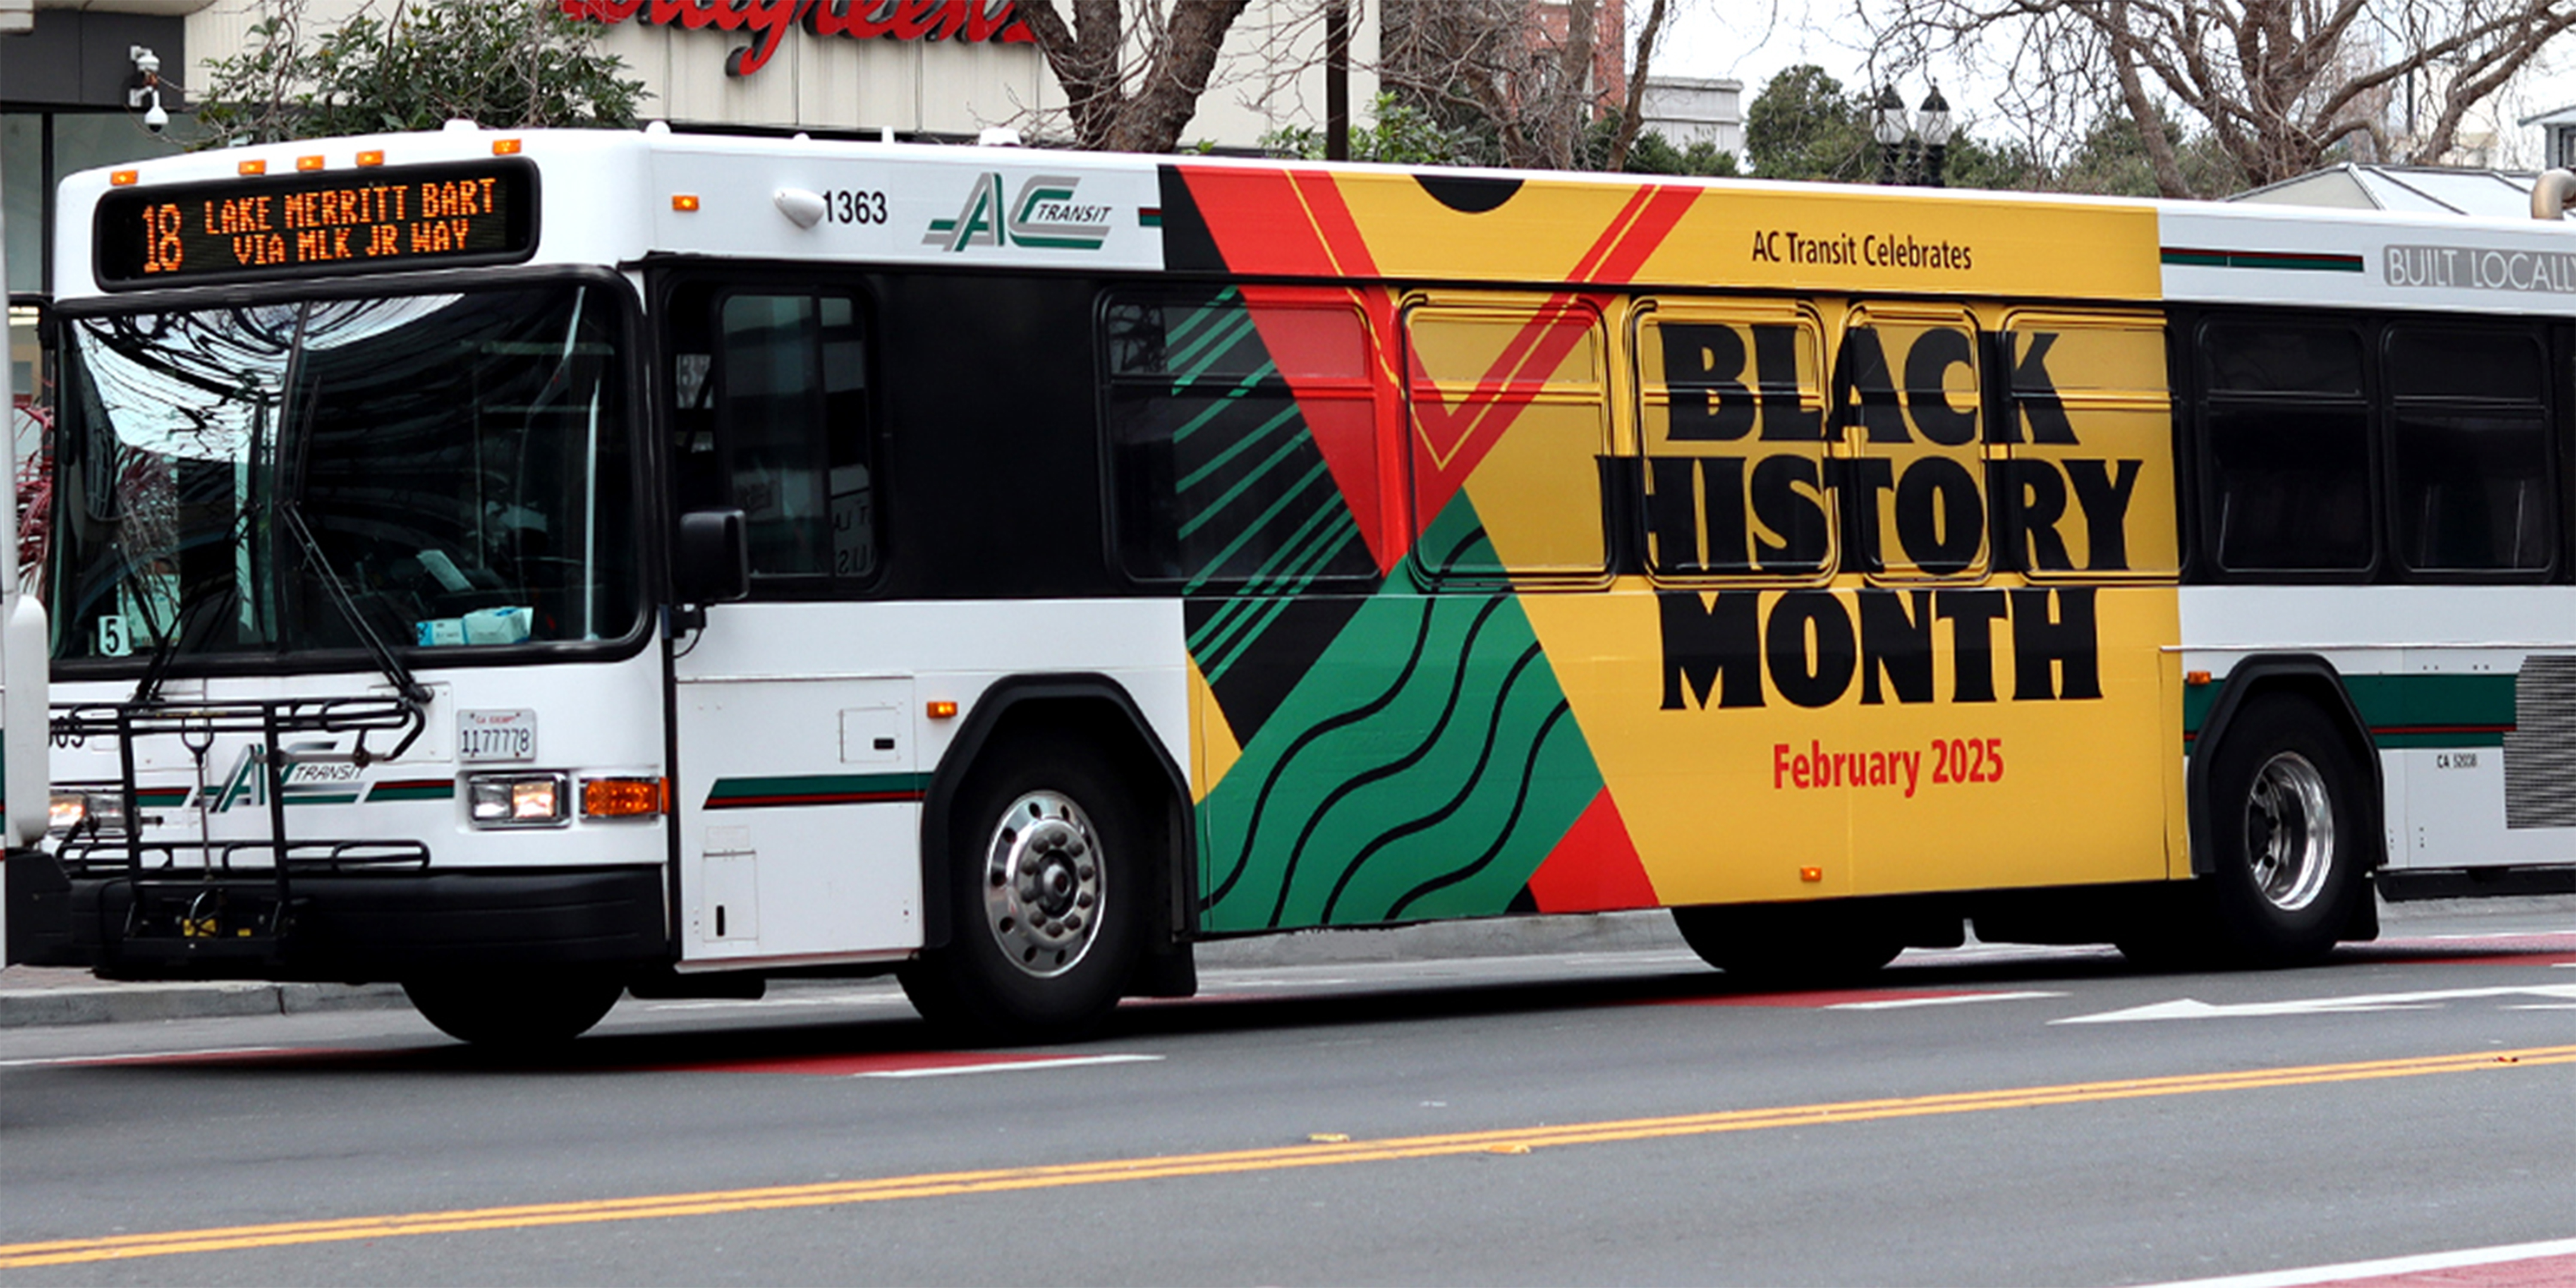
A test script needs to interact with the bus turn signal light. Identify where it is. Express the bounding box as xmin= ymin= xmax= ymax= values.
xmin=582 ymin=777 xmax=667 ymax=818
xmin=671 ymin=194 xmax=700 ymax=212
xmin=1800 ymin=866 xmax=1824 ymax=883
xmin=927 ymin=700 xmax=958 ymax=719
xmin=2185 ymin=670 xmax=2213 ymax=686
